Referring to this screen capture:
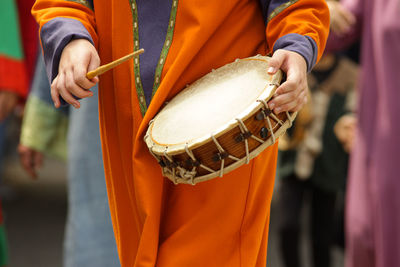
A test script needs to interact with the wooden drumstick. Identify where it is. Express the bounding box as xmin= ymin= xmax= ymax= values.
xmin=86 ymin=48 xmax=145 ymax=79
